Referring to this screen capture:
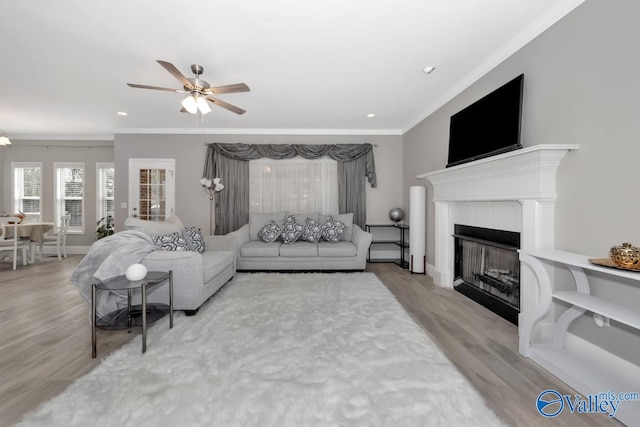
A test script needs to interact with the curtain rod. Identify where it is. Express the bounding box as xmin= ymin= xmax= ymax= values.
xmin=203 ymin=143 xmax=379 ymax=147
